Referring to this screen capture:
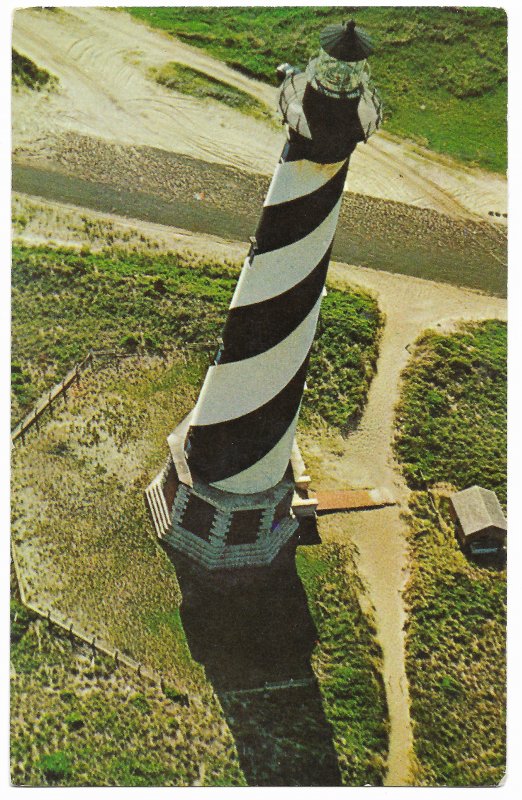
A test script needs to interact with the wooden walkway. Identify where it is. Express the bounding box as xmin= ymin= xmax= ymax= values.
xmin=312 ymin=488 xmax=395 ymax=514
